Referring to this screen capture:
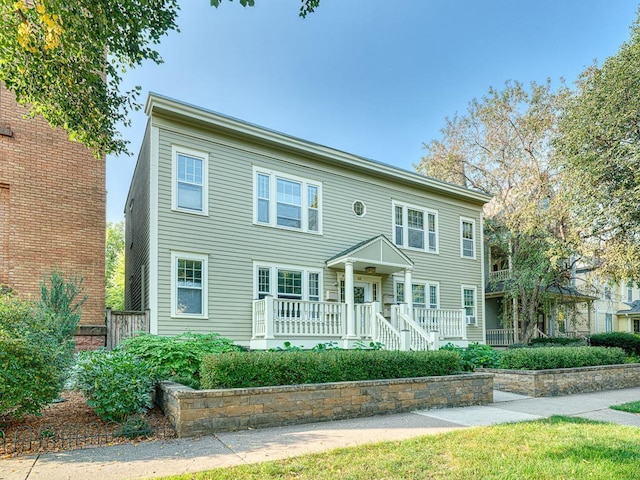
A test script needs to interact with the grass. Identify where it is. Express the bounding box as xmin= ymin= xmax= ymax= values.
xmin=611 ymin=401 xmax=640 ymax=414
xmin=159 ymin=416 xmax=640 ymax=480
